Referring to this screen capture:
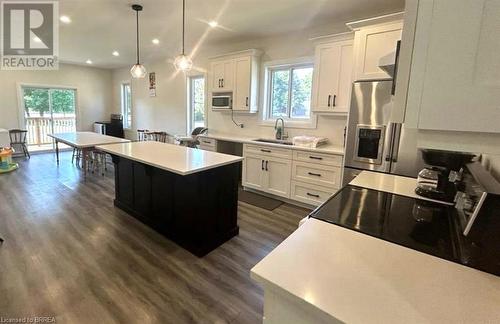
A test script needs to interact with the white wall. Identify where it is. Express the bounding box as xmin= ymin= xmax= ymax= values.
xmin=111 ymin=28 xmax=349 ymax=146
xmin=0 ymin=63 xmax=113 ymax=131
